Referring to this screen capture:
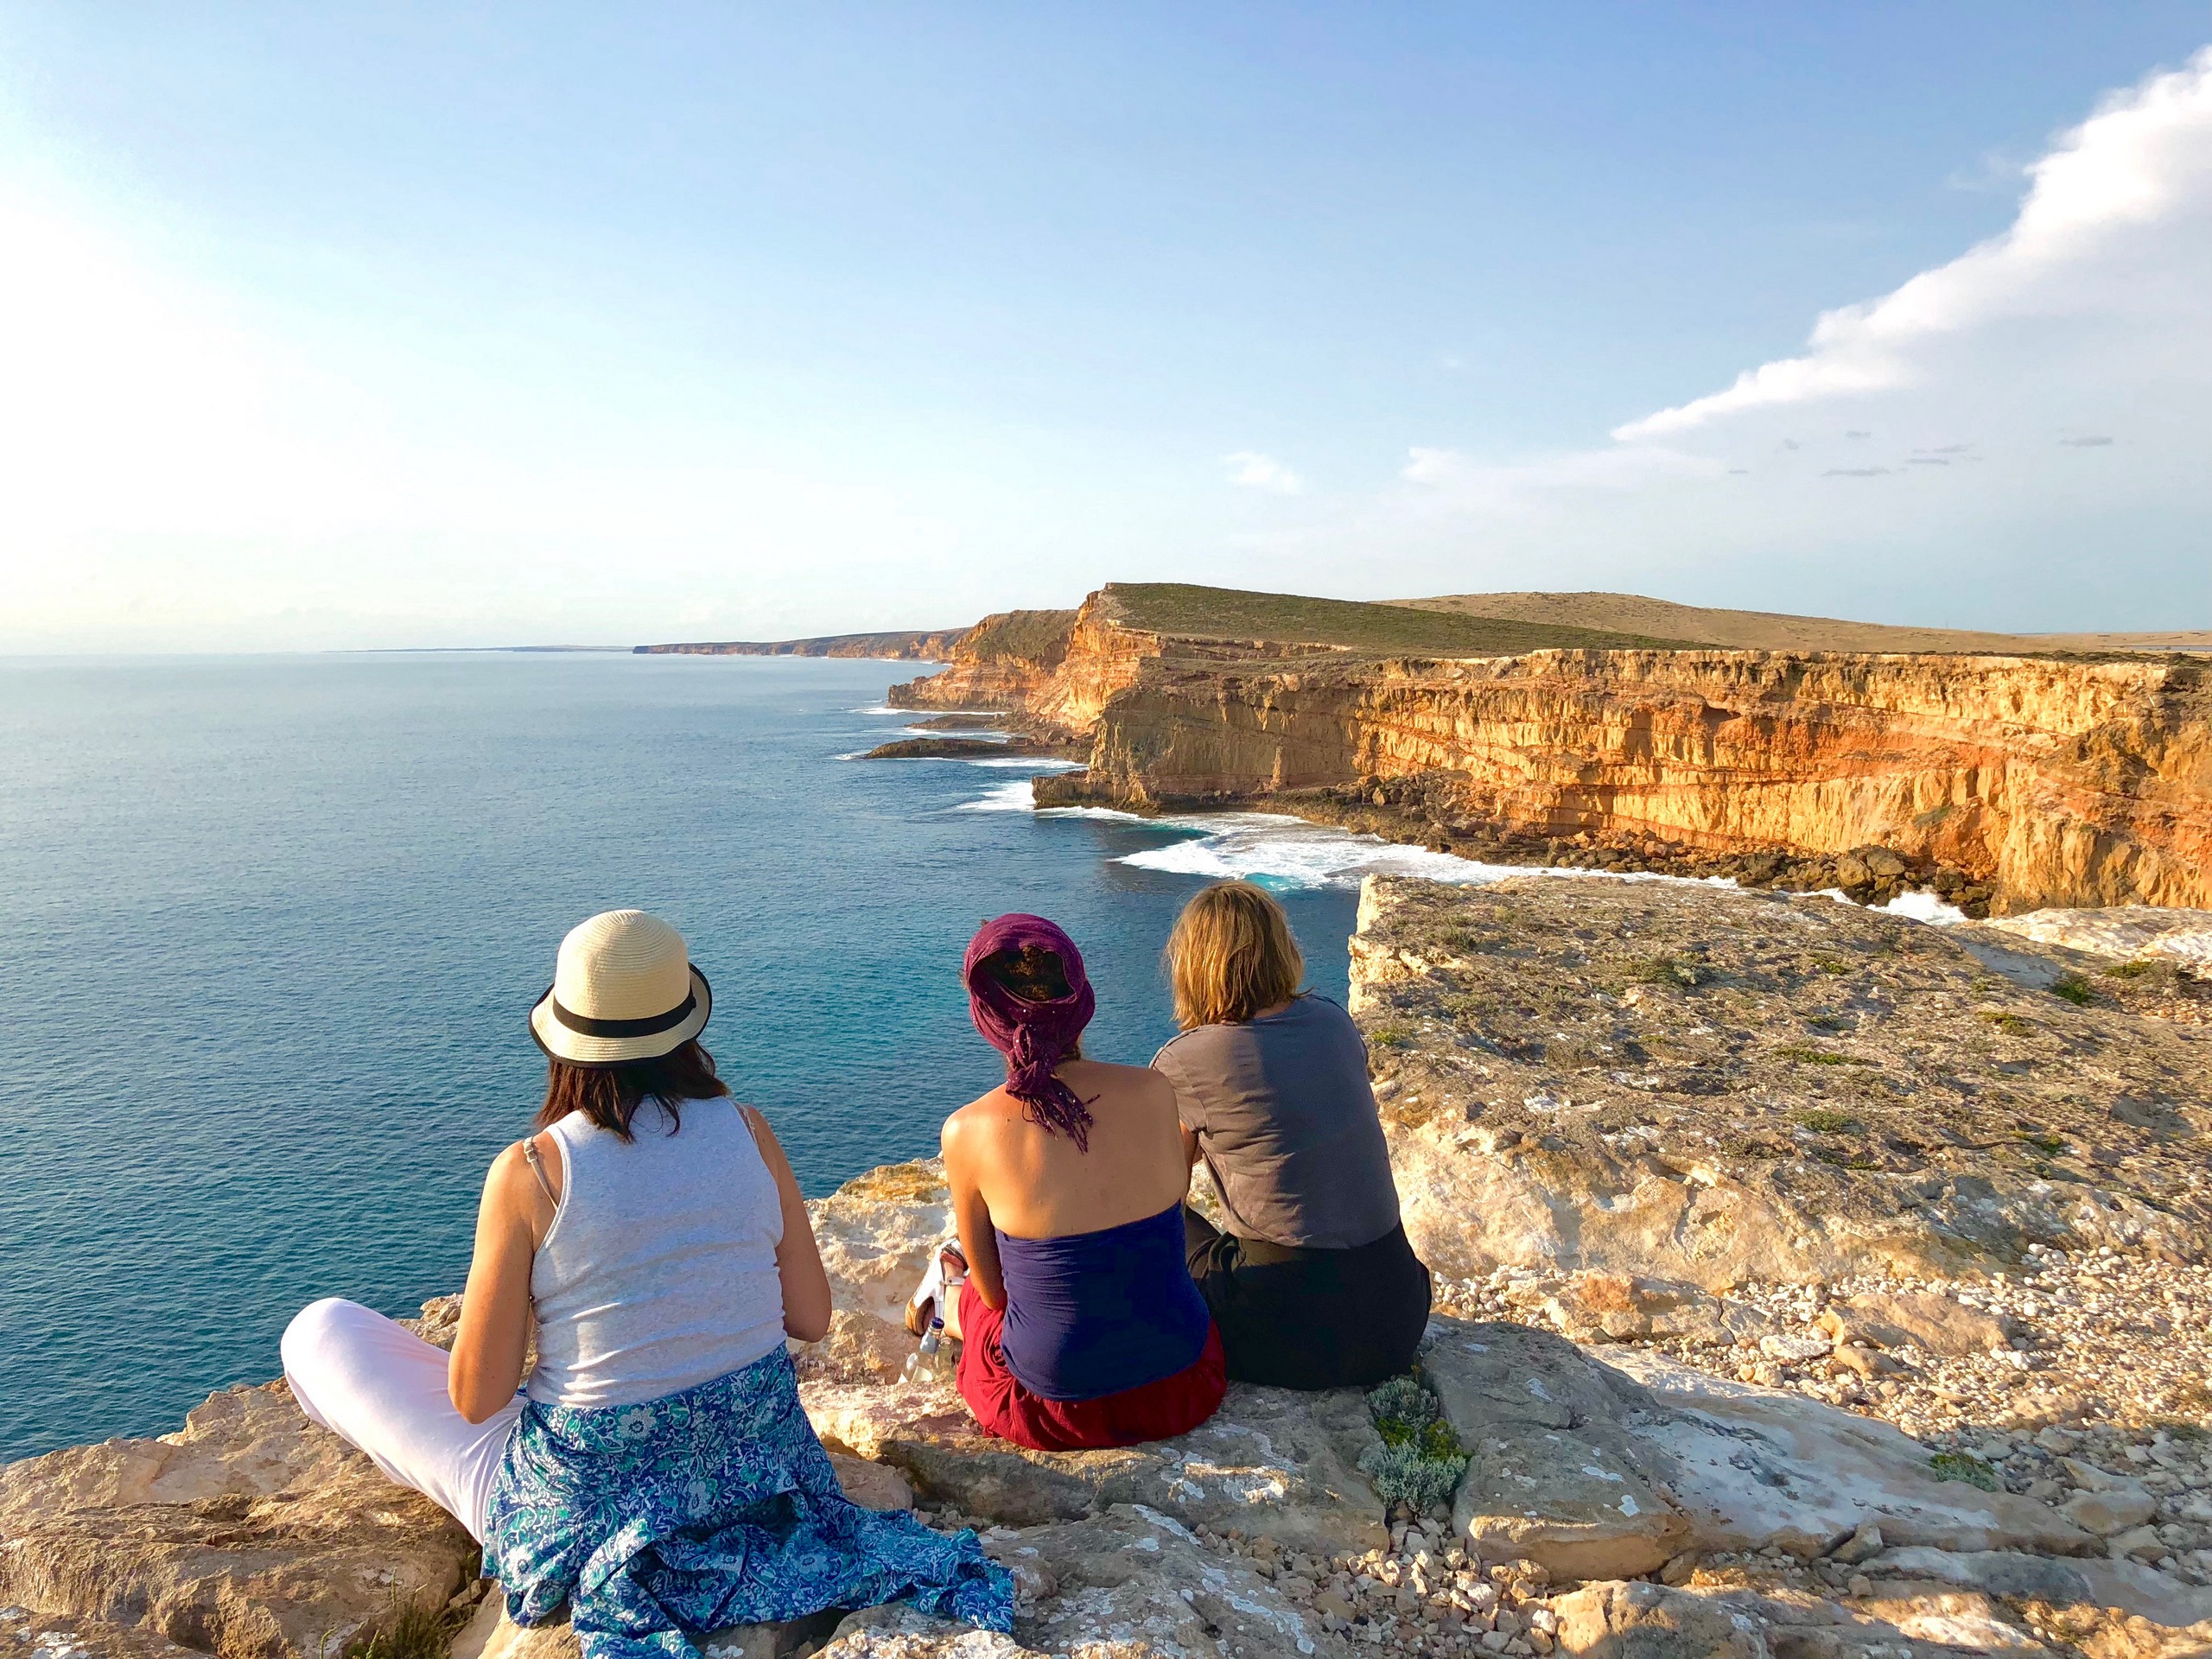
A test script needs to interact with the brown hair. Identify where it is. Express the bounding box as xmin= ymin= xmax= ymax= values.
xmin=1165 ymin=880 xmax=1304 ymax=1029
xmin=536 ymin=1039 xmax=730 ymax=1140
xmin=981 ymin=946 xmax=1082 ymax=1058
xmin=983 ymin=944 xmax=1073 ymax=1003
